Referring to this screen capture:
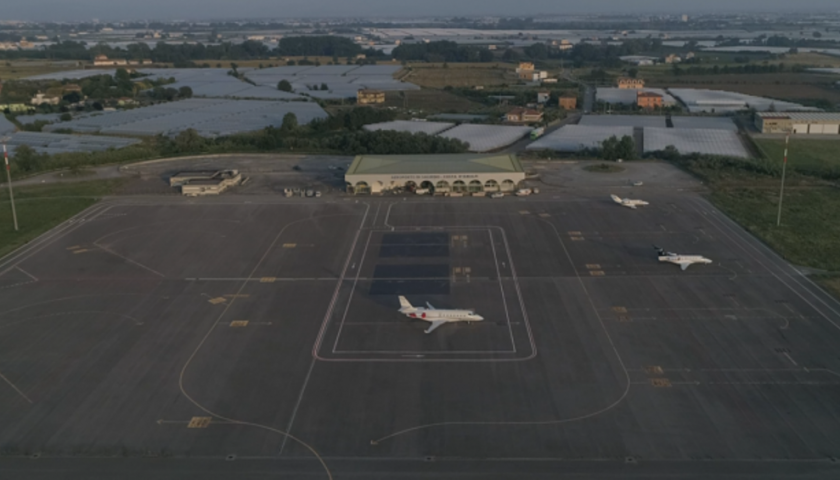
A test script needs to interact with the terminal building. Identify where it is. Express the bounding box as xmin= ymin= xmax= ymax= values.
xmin=755 ymin=112 xmax=840 ymax=135
xmin=344 ymin=153 xmax=526 ymax=195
